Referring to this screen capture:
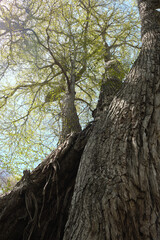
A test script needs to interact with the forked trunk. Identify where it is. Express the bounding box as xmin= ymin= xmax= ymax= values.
xmin=63 ymin=1 xmax=160 ymax=239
